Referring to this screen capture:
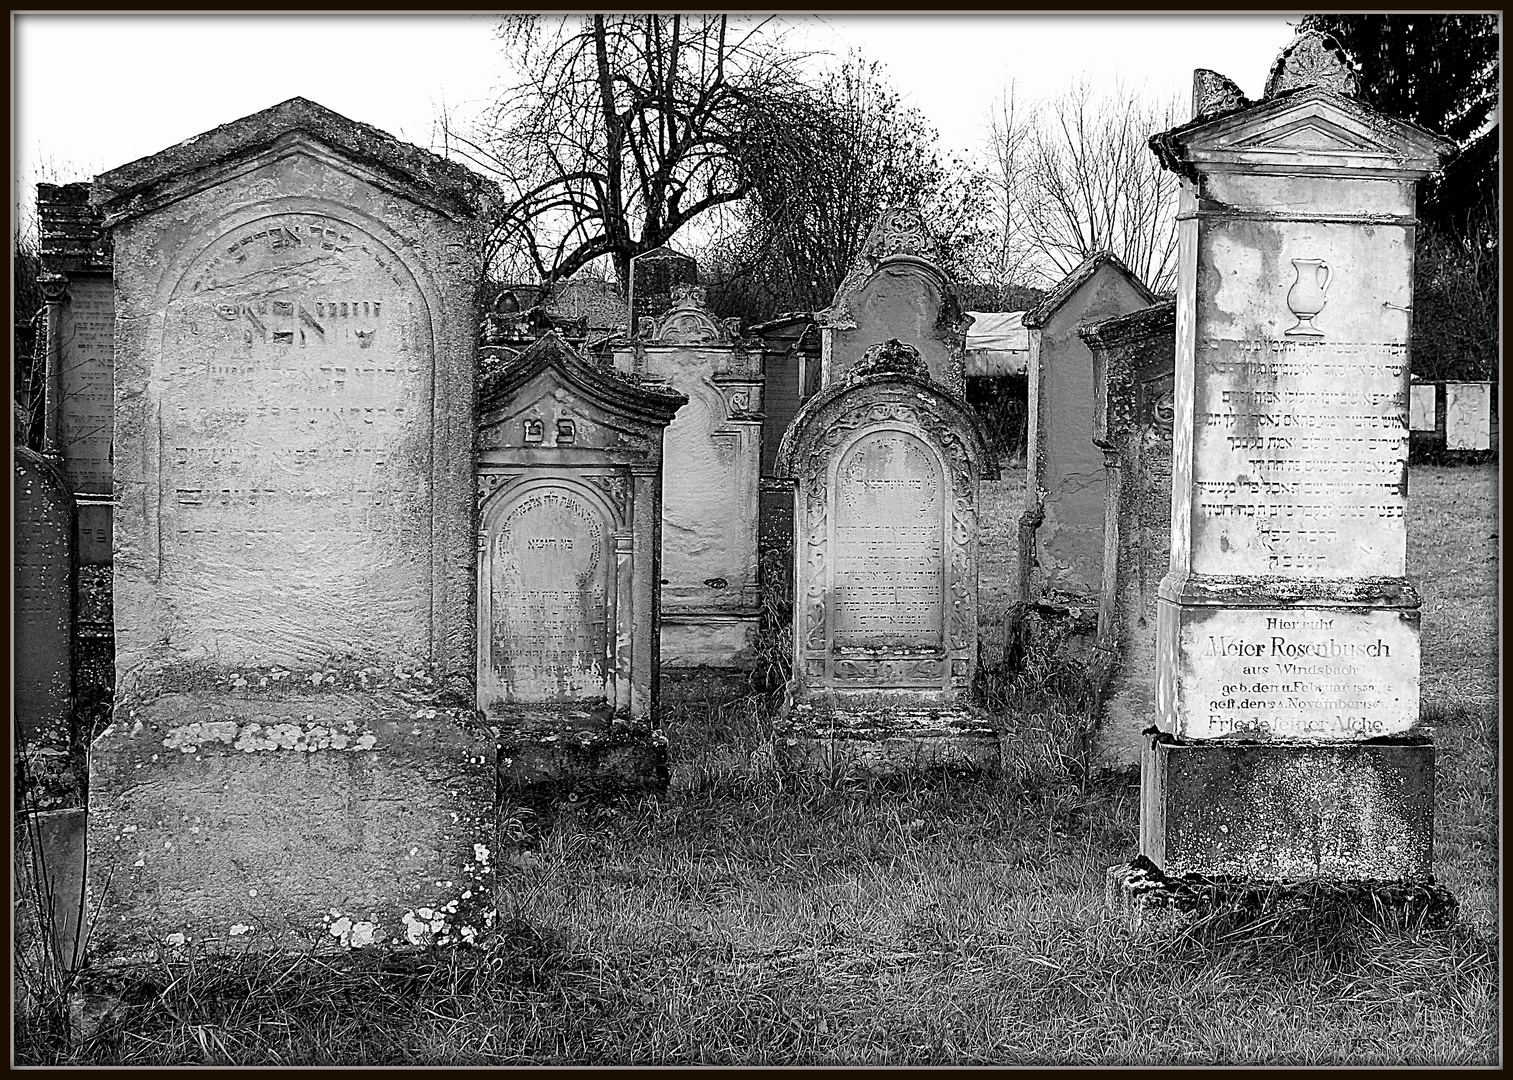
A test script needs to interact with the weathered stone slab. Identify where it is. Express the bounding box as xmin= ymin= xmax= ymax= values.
xmin=615 ymin=286 xmax=763 ymax=669
xmin=1141 ymin=740 xmax=1433 ymax=879
xmin=478 ymin=333 xmax=685 ymax=800
xmin=14 ymin=808 xmax=90 ymax=974
xmin=819 ymin=207 xmax=970 ymax=395
xmin=85 ymin=97 xmax=496 ymax=957
xmin=1083 ymin=300 xmax=1176 ymax=767
xmin=1409 ymin=382 xmax=1437 ymax=431
xmin=1021 ymin=252 xmax=1158 ymax=601
xmin=1445 ymin=381 xmax=1491 ymax=450
xmin=89 ymin=691 xmax=495 ymax=955
xmin=15 ymin=448 xmax=75 ymax=752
